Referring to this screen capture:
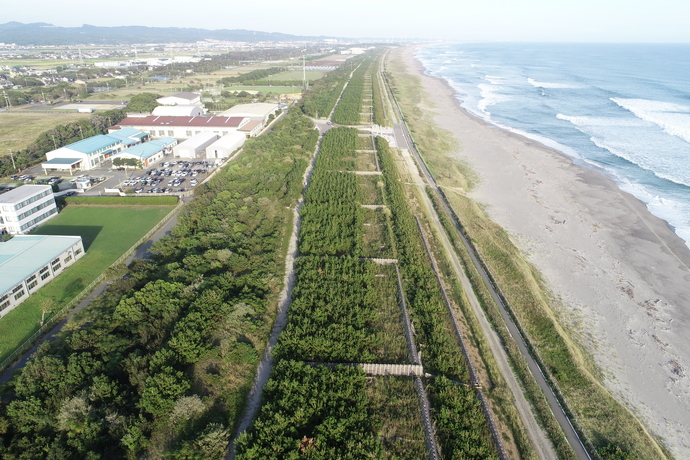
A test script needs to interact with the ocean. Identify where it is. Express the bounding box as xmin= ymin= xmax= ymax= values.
xmin=416 ymin=43 xmax=690 ymax=248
